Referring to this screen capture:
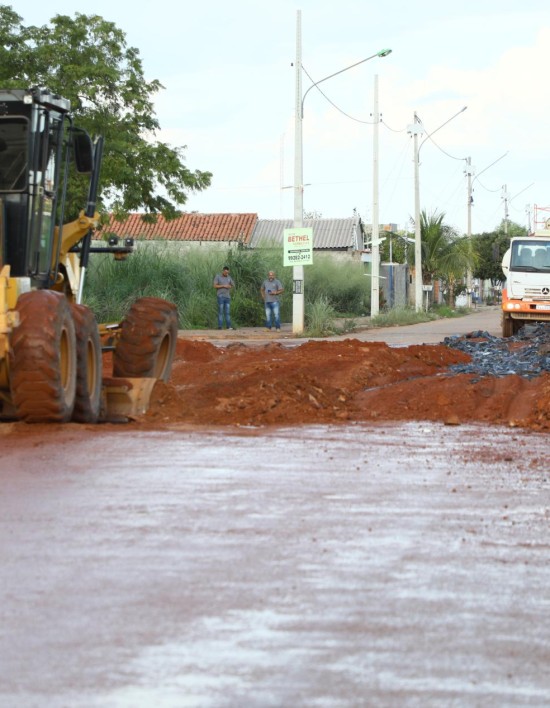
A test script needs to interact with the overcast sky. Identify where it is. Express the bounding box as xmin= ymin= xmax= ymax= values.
xmin=11 ymin=1 xmax=550 ymax=234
